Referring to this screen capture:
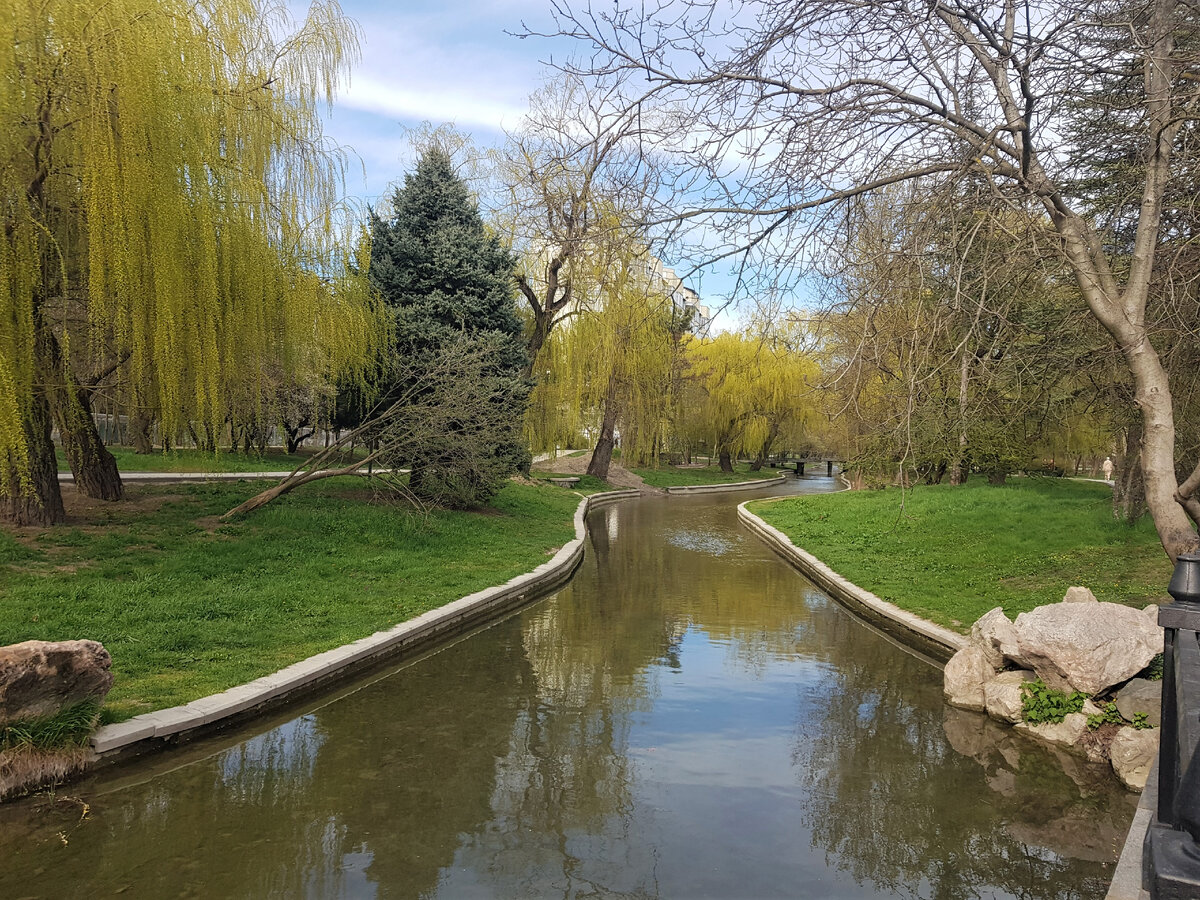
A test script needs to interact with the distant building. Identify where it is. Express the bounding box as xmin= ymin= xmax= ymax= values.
xmin=637 ymin=256 xmax=711 ymax=337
